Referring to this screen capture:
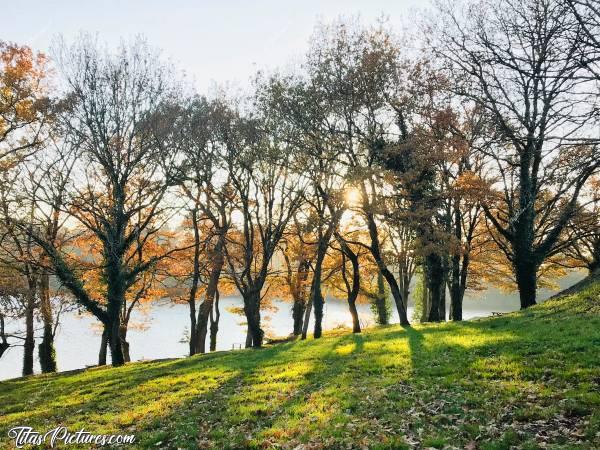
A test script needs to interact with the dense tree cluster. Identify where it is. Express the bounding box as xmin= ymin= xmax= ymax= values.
xmin=0 ymin=0 xmax=599 ymax=374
